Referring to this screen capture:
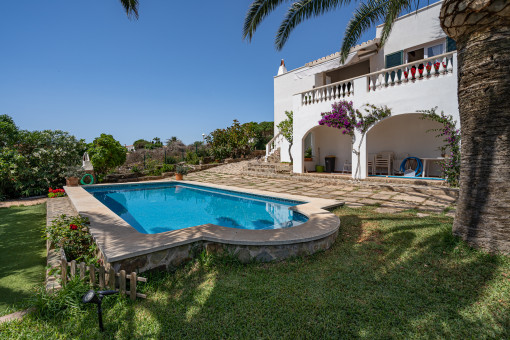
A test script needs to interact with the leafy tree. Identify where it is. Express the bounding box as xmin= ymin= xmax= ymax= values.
xmin=87 ymin=134 xmax=126 ymax=179
xmin=152 ymin=137 xmax=163 ymax=148
xmin=277 ymin=111 xmax=293 ymax=164
xmin=242 ymin=0 xmax=510 ymax=253
xmin=206 ymin=120 xmax=257 ymax=160
xmin=0 ymin=114 xmax=19 ymax=148
xmin=166 ymin=137 xmax=186 ymax=156
xmin=133 ymin=139 xmax=150 ymax=150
